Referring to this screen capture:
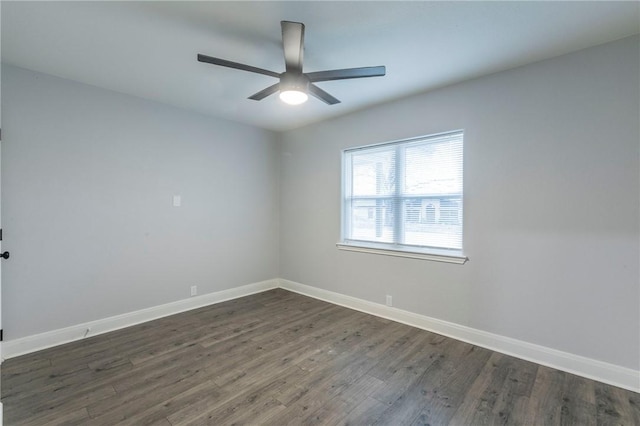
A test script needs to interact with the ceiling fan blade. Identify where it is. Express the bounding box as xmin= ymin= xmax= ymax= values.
xmin=248 ymin=83 xmax=280 ymax=101
xmin=306 ymin=66 xmax=386 ymax=82
xmin=197 ymin=54 xmax=280 ymax=79
xmin=281 ymin=21 xmax=305 ymax=72
xmin=309 ymin=84 xmax=340 ymax=105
